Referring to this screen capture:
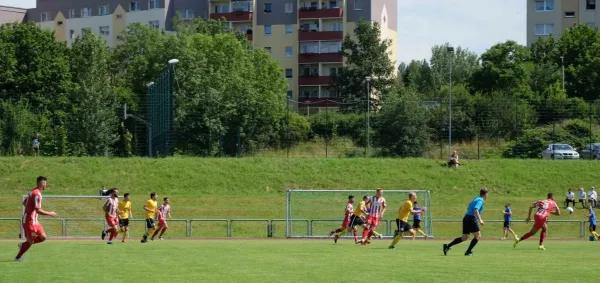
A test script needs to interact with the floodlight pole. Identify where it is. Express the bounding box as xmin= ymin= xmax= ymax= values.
xmin=447 ymin=46 xmax=454 ymax=158
xmin=124 ymin=97 xmax=153 ymax=157
xmin=366 ymin=76 xmax=372 ymax=157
